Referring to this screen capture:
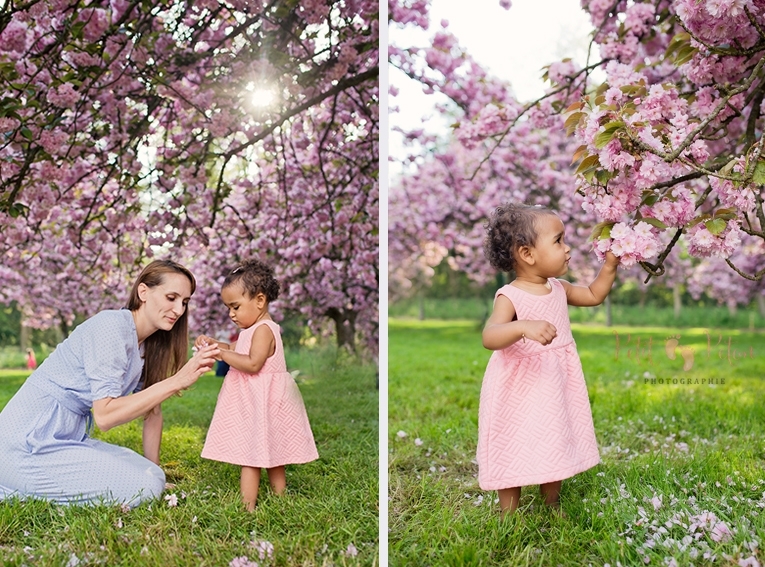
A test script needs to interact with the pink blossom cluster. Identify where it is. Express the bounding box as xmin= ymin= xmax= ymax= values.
xmin=0 ymin=0 xmax=379 ymax=352
xmin=0 ymin=19 xmax=29 ymax=53
xmin=581 ymin=179 xmax=642 ymax=222
xmin=687 ymin=511 xmax=733 ymax=542
xmin=688 ymin=237 xmax=765 ymax=308
xmin=593 ymin=222 xmax=661 ymax=267
xmin=391 ymin=0 xmax=765 ymax=300
xmin=546 ymin=60 xmax=580 ymax=86
xmin=686 ymin=222 xmax=743 ymax=259
xmin=639 ymin=187 xmax=696 ymax=228
xmin=249 ymin=540 xmax=274 ymax=561
xmin=455 ymin=104 xmax=519 ymax=148
xmin=710 ymin=173 xmax=758 ymax=213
